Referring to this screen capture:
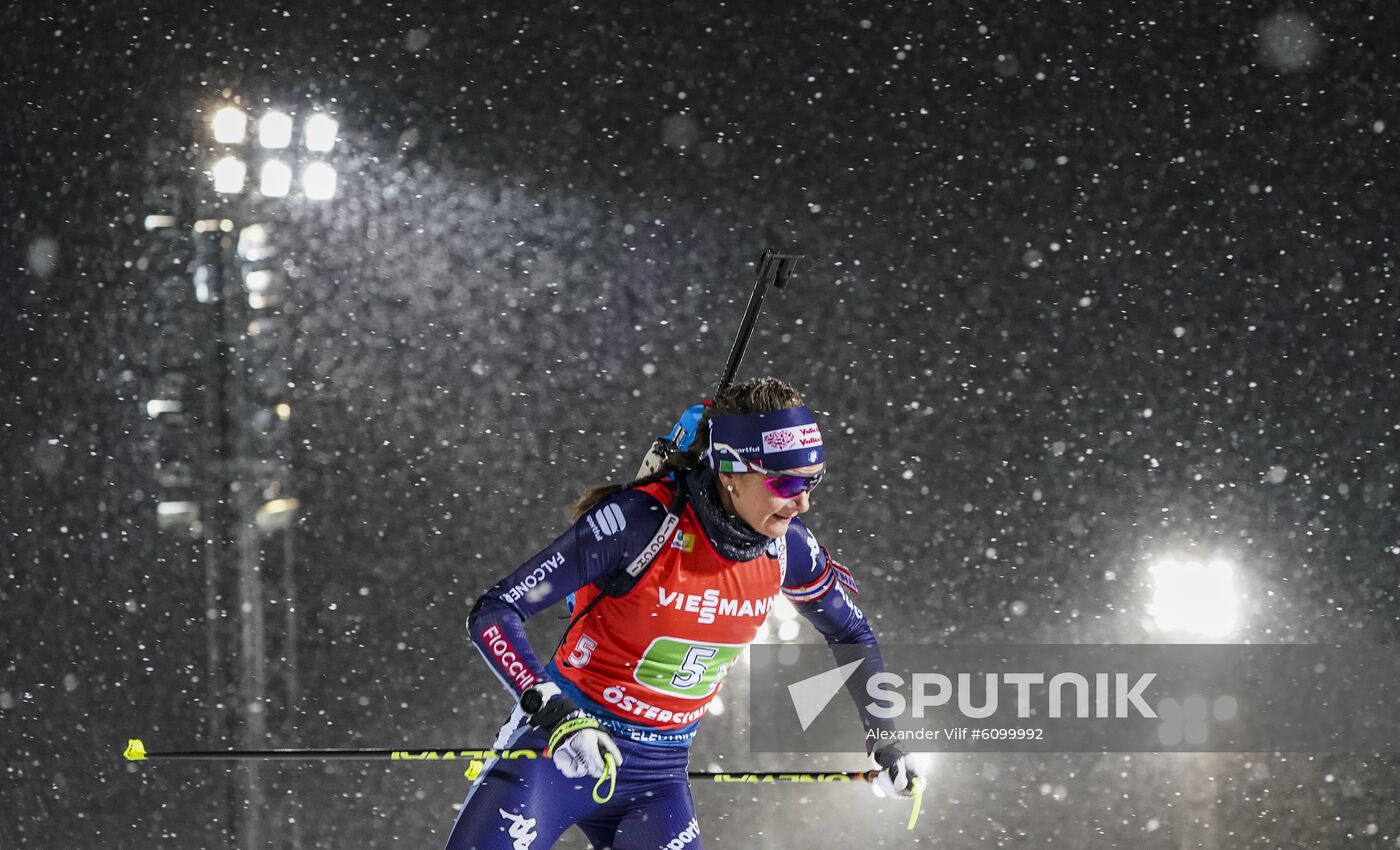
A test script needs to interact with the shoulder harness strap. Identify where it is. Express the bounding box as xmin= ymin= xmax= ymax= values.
xmin=600 ymin=483 xmax=689 ymax=598
xmin=553 ymin=483 xmax=690 ymax=665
